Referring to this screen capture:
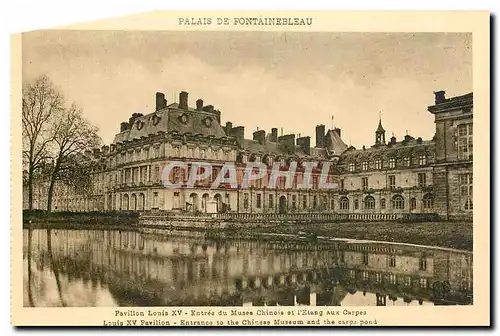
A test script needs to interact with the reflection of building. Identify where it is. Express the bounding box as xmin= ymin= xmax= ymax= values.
xmin=26 ymin=90 xmax=473 ymax=220
xmin=24 ymin=229 xmax=473 ymax=307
